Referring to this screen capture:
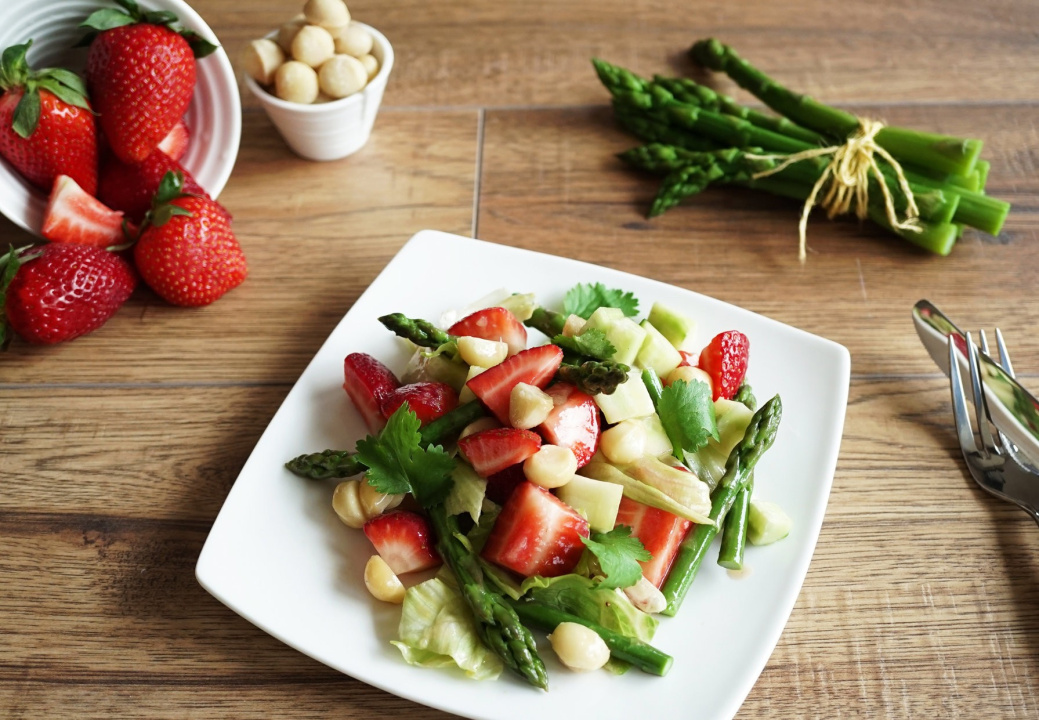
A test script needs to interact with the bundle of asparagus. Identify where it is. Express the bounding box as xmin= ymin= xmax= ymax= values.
xmin=594 ymin=39 xmax=1010 ymax=257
